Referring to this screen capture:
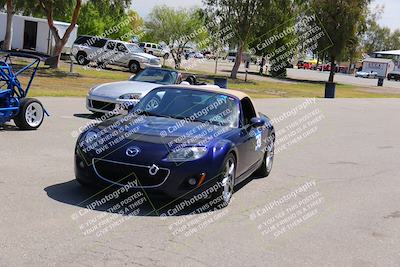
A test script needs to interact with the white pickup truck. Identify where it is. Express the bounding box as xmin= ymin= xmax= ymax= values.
xmin=72 ymin=35 xmax=161 ymax=73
